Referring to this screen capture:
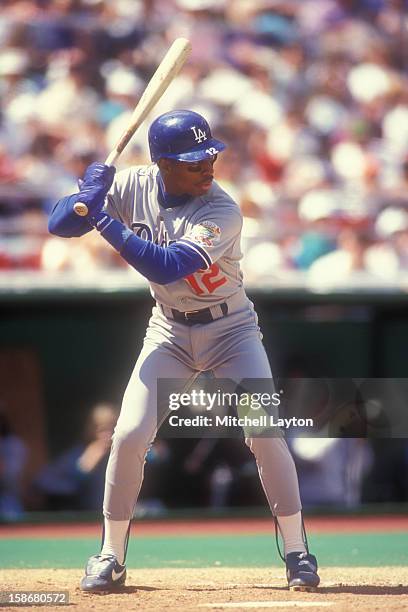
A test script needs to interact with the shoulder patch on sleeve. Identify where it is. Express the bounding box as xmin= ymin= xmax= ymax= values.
xmin=186 ymin=221 xmax=222 ymax=247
